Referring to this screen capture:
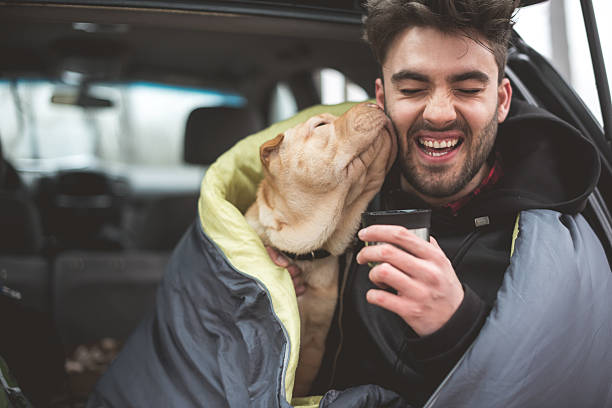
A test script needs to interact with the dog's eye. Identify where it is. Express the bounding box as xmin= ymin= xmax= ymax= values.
xmin=314 ymin=122 xmax=328 ymax=128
